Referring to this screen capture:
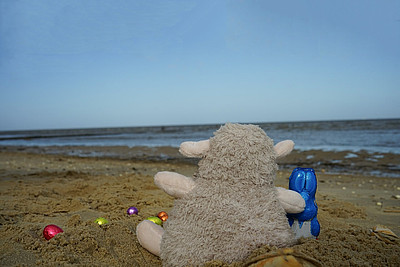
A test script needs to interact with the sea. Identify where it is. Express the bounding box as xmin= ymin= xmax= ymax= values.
xmin=0 ymin=119 xmax=399 ymax=154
